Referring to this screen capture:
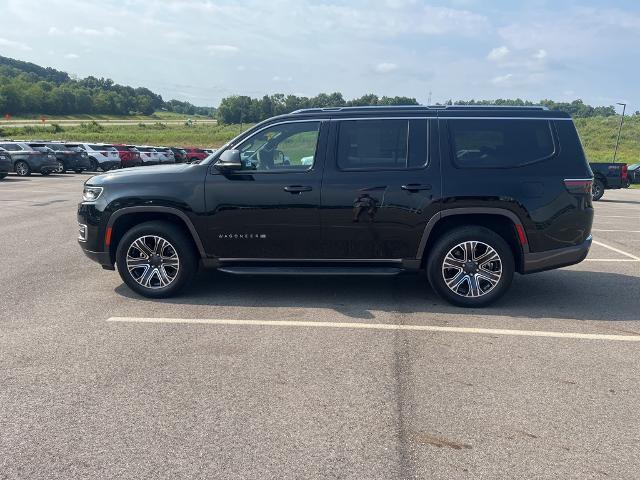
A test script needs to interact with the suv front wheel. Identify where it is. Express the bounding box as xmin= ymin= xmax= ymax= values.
xmin=116 ymin=221 xmax=198 ymax=298
xmin=427 ymin=226 xmax=514 ymax=308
